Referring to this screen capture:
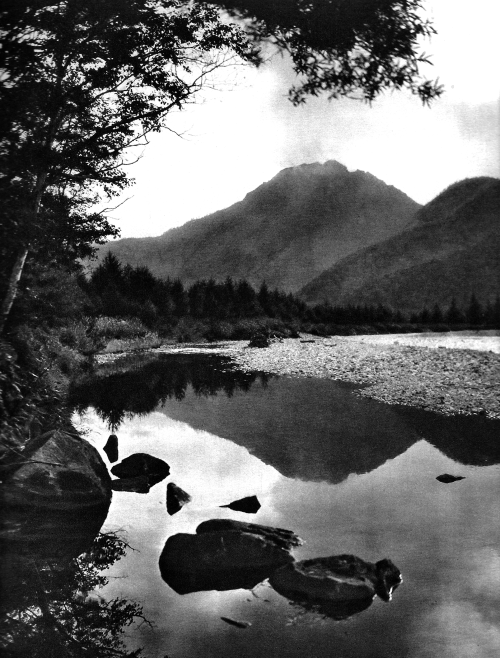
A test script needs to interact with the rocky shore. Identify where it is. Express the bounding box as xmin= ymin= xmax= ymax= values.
xmin=221 ymin=332 xmax=500 ymax=419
